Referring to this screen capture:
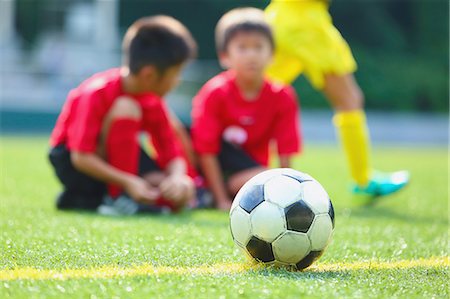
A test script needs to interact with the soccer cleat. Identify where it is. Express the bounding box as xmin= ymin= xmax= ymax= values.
xmin=190 ymin=186 xmax=214 ymax=209
xmin=352 ymin=170 xmax=410 ymax=196
xmin=97 ymin=195 xmax=170 ymax=216
xmin=187 ymin=176 xmax=214 ymax=209
xmin=56 ymin=191 xmax=102 ymax=211
xmin=97 ymin=195 xmax=139 ymax=216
